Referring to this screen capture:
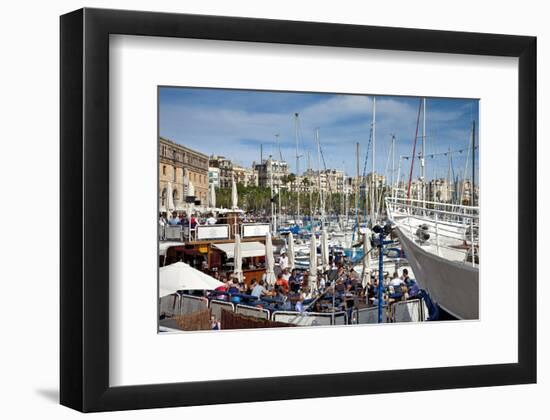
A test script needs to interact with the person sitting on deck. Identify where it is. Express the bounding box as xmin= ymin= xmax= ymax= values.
xmin=301 ymin=272 xmax=310 ymax=294
xmin=211 ymin=315 xmax=221 ymax=330
xmin=402 ymin=270 xmax=420 ymax=297
xmin=227 ymin=279 xmax=240 ymax=295
xmin=275 ymin=285 xmax=292 ymax=311
xmin=251 ymin=279 xmax=268 ymax=299
xmin=243 ymin=281 xmax=254 ymax=295
xmin=275 ymin=272 xmax=289 ymax=294
xmin=183 ymin=213 xmax=190 ymax=226
xmin=214 ymin=278 xmax=229 ymax=300
xmin=288 ymin=269 xmax=301 ymax=293
xmin=281 ymin=267 xmax=291 ymax=281
xmin=168 ymin=214 xmax=180 ymax=225
xmin=400 ymin=283 xmax=410 ymax=301
xmin=335 ymin=278 xmax=346 ymax=296
xmin=294 ymin=293 xmax=305 ymax=312
xmin=349 ymin=267 xmax=359 ymax=282
xmin=327 ymin=265 xmax=339 ymax=284
xmin=389 ymin=271 xmax=404 ymax=288
xmin=401 ymin=268 xmax=410 ymax=282
xmin=319 ymin=274 xmax=326 ymax=291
